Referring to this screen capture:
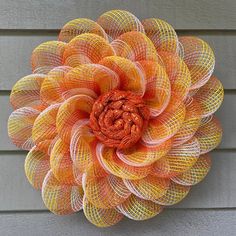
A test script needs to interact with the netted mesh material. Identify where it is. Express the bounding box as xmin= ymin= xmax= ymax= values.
xmin=8 ymin=9 xmax=224 ymax=227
